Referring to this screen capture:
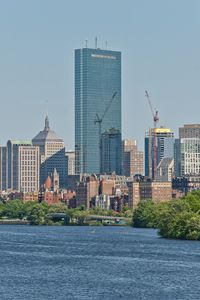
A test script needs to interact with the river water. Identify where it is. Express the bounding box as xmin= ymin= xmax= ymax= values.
xmin=0 ymin=225 xmax=199 ymax=300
